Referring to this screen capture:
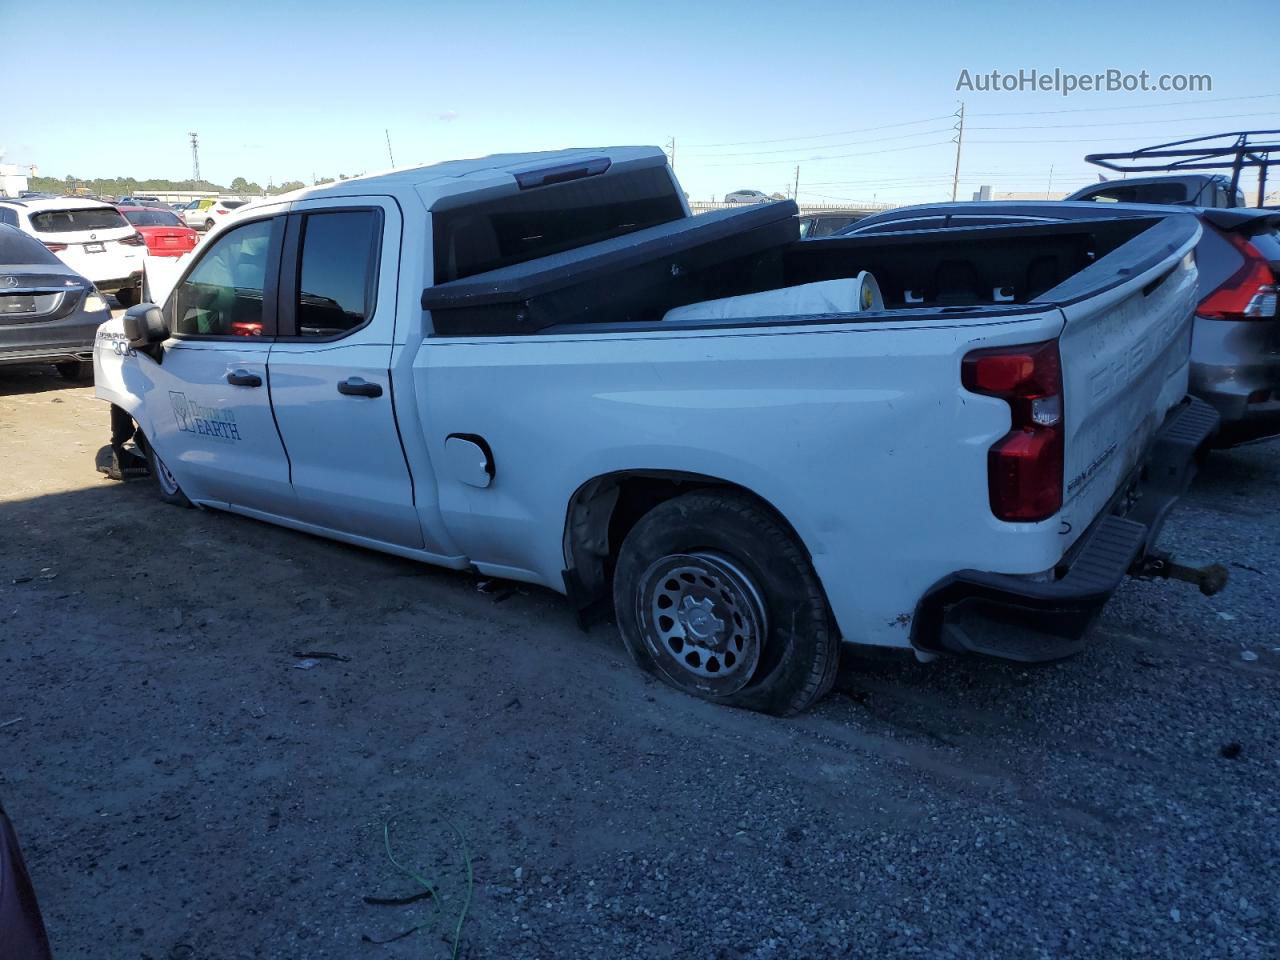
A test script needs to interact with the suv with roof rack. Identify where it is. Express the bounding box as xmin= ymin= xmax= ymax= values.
xmin=0 ymin=197 xmax=145 ymax=305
